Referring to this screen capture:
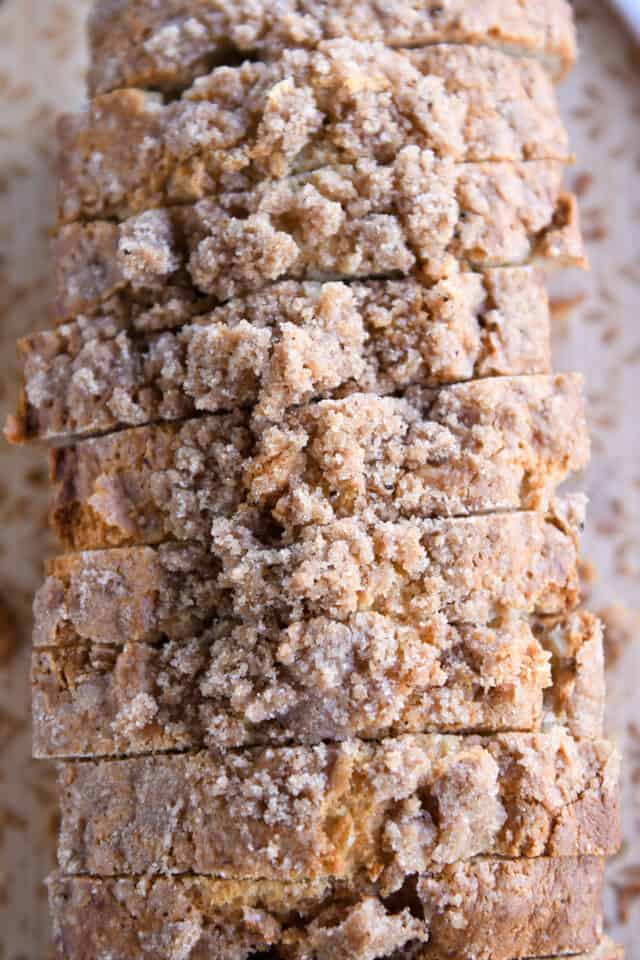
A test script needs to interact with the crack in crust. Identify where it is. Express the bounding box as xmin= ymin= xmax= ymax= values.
xmin=10 ymin=268 xmax=553 ymax=443
xmin=87 ymin=0 xmax=577 ymax=96
xmin=60 ymin=41 xmax=569 ymax=223
xmin=31 ymin=611 xmax=603 ymax=758
xmin=52 ymin=156 xmax=585 ymax=322
xmin=55 ymin=732 xmax=620 ymax=886
xmin=32 ymin=498 xmax=584 ymax=647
